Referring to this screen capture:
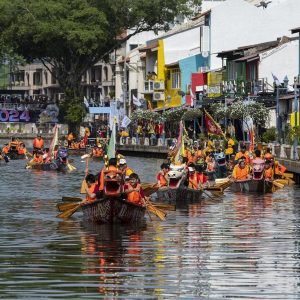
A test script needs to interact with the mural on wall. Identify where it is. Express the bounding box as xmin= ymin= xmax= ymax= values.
xmin=38 ymin=103 xmax=59 ymax=123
